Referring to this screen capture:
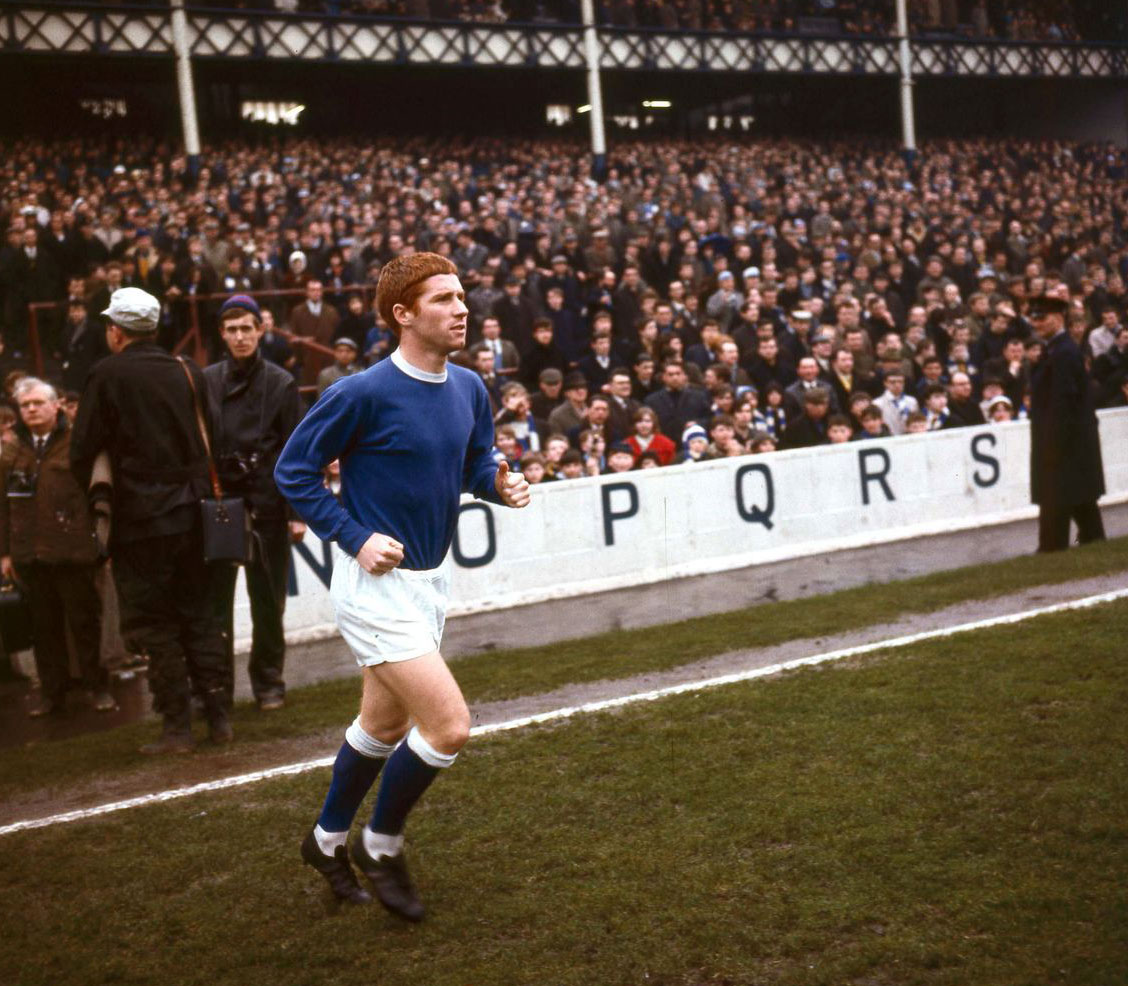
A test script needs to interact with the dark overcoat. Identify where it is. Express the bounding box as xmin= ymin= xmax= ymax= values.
xmin=1029 ymin=331 xmax=1106 ymax=507
xmin=70 ymin=339 xmax=213 ymax=544
xmin=203 ymin=351 xmax=300 ymax=523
